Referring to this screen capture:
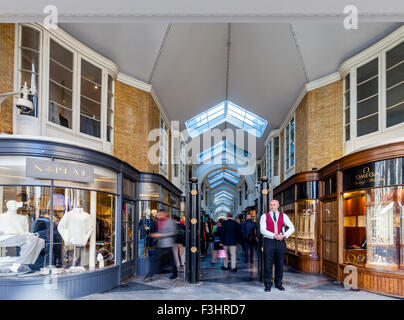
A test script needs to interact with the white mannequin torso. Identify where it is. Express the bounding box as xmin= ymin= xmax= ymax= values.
xmin=0 ymin=201 xmax=29 ymax=235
